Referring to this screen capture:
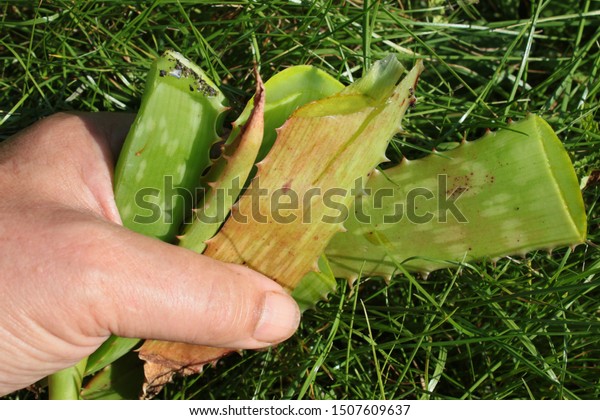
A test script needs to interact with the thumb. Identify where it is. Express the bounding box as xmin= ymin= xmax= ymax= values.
xmin=80 ymin=219 xmax=301 ymax=349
